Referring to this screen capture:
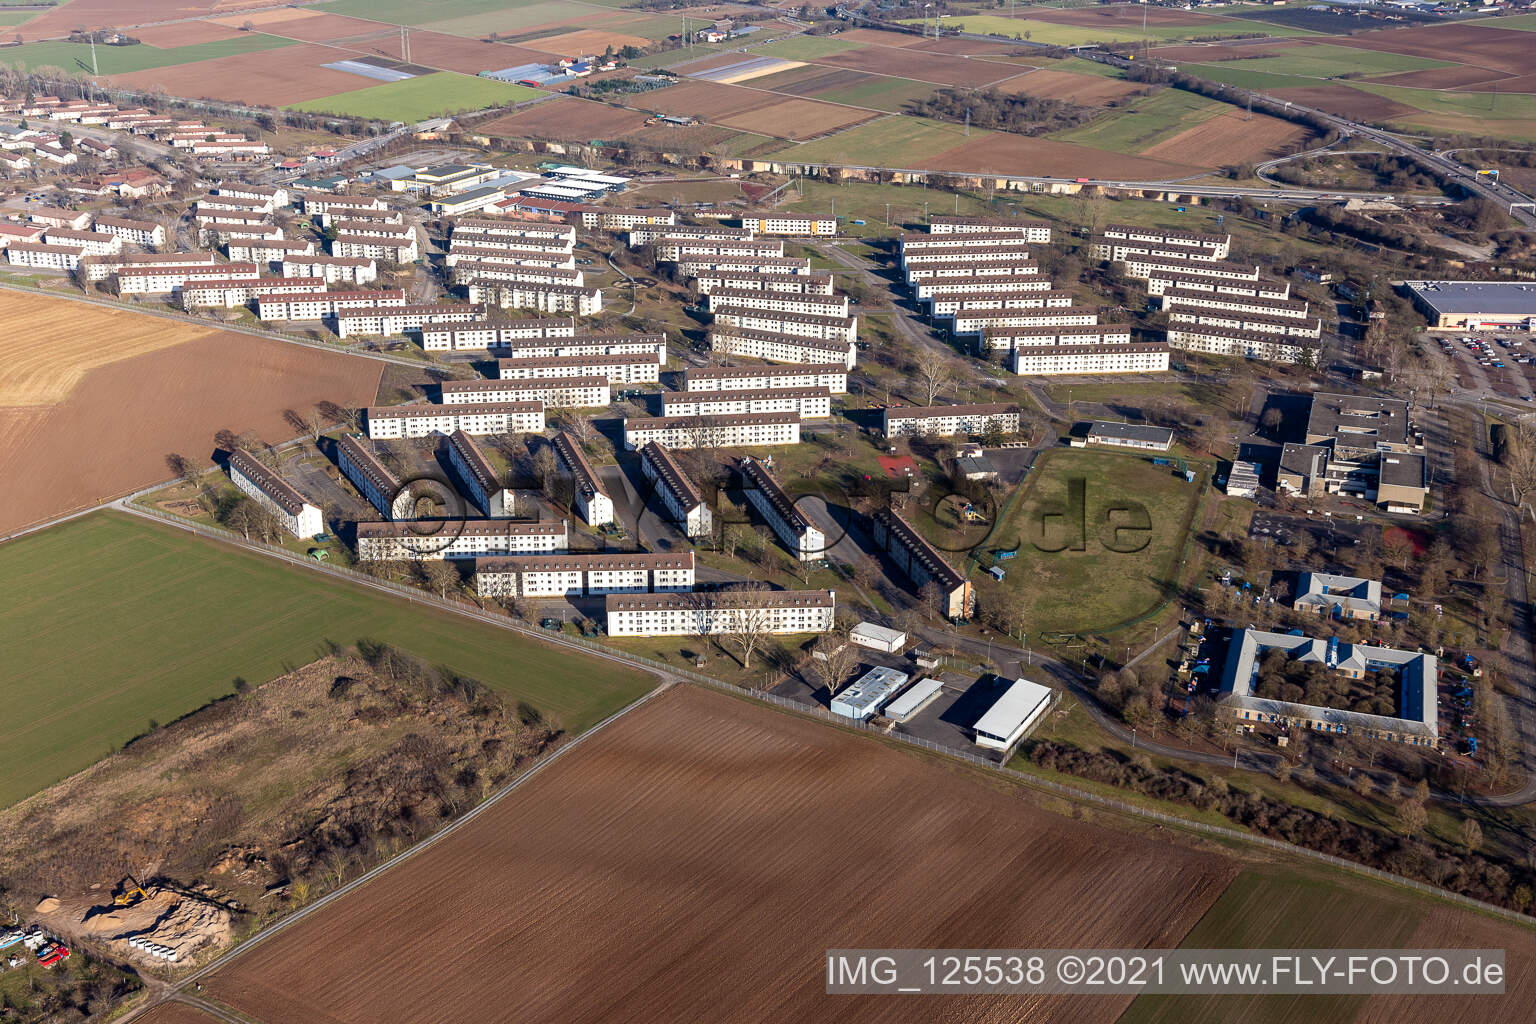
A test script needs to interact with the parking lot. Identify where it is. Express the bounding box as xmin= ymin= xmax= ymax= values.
xmin=1433 ymin=330 xmax=1536 ymax=403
